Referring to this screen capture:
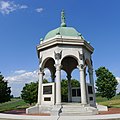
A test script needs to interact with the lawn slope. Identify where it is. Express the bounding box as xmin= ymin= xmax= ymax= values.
xmin=0 ymin=95 xmax=120 ymax=112
xmin=96 ymin=95 xmax=120 ymax=108
xmin=0 ymin=98 xmax=28 ymax=112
